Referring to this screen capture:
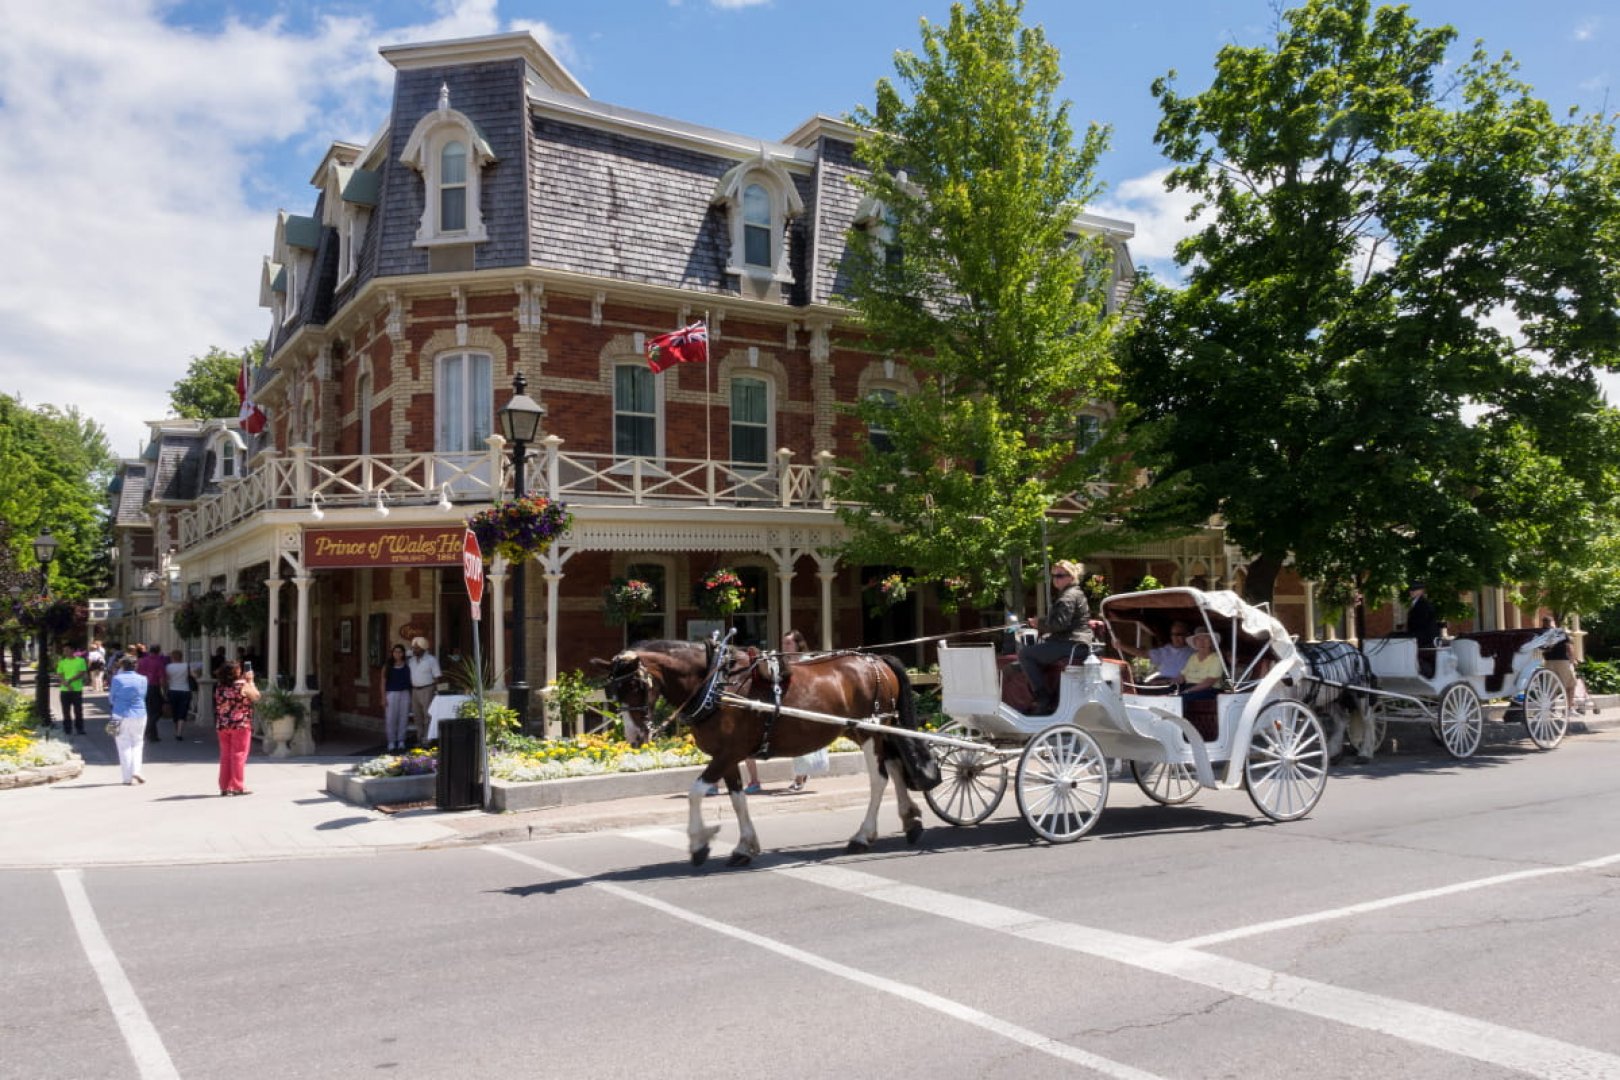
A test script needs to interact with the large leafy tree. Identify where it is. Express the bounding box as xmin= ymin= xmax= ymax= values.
xmin=169 ymin=343 xmax=261 ymax=420
xmin=0 ymin=393 xmax=115 ymax=601
xmin=1124 ymin=0 xmax=1620 ymax=612
xmin=835 ymin=0 xmax=1124 ymax=609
